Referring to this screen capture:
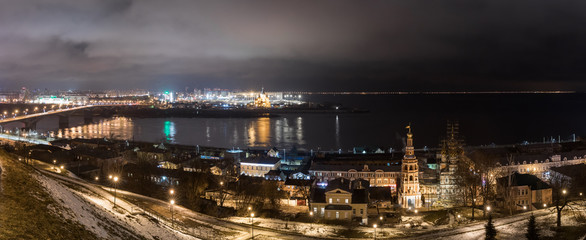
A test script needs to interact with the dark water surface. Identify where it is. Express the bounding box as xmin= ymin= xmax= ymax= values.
xmin=18 ymin=93 xmax=586 ymax=151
